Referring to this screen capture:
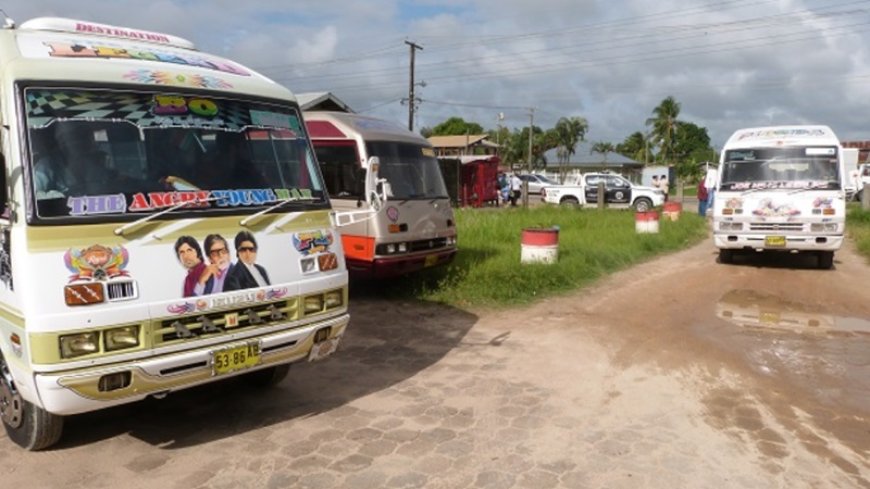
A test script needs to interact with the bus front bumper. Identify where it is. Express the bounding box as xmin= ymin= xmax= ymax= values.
xmin=33 ymin=314 xmax=349 ymax=416
xmin=347 ymin=248 xmax=457 ymax=279
xmin=714 ymin=233 xmax=843 ymax=251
